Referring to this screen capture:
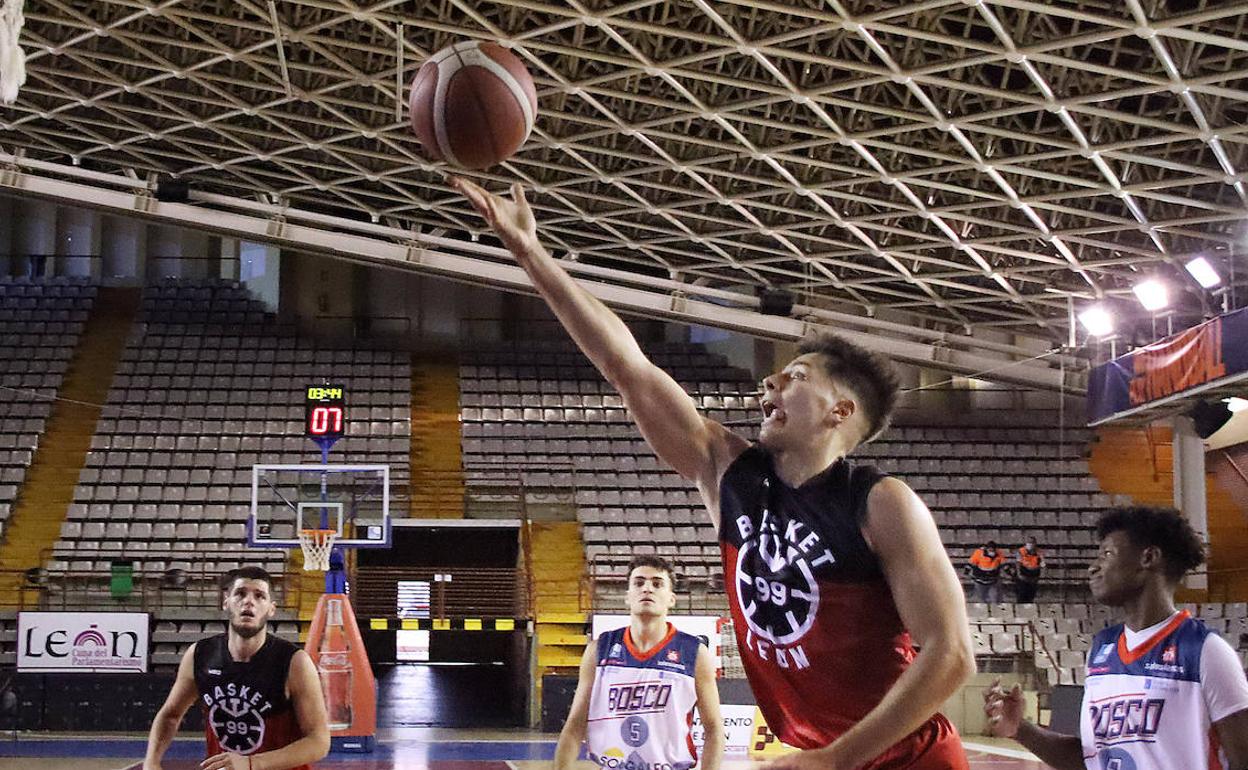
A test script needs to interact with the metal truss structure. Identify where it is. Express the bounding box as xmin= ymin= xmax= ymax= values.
xmin=3 ymin=0 xmax=1247 ymax=347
